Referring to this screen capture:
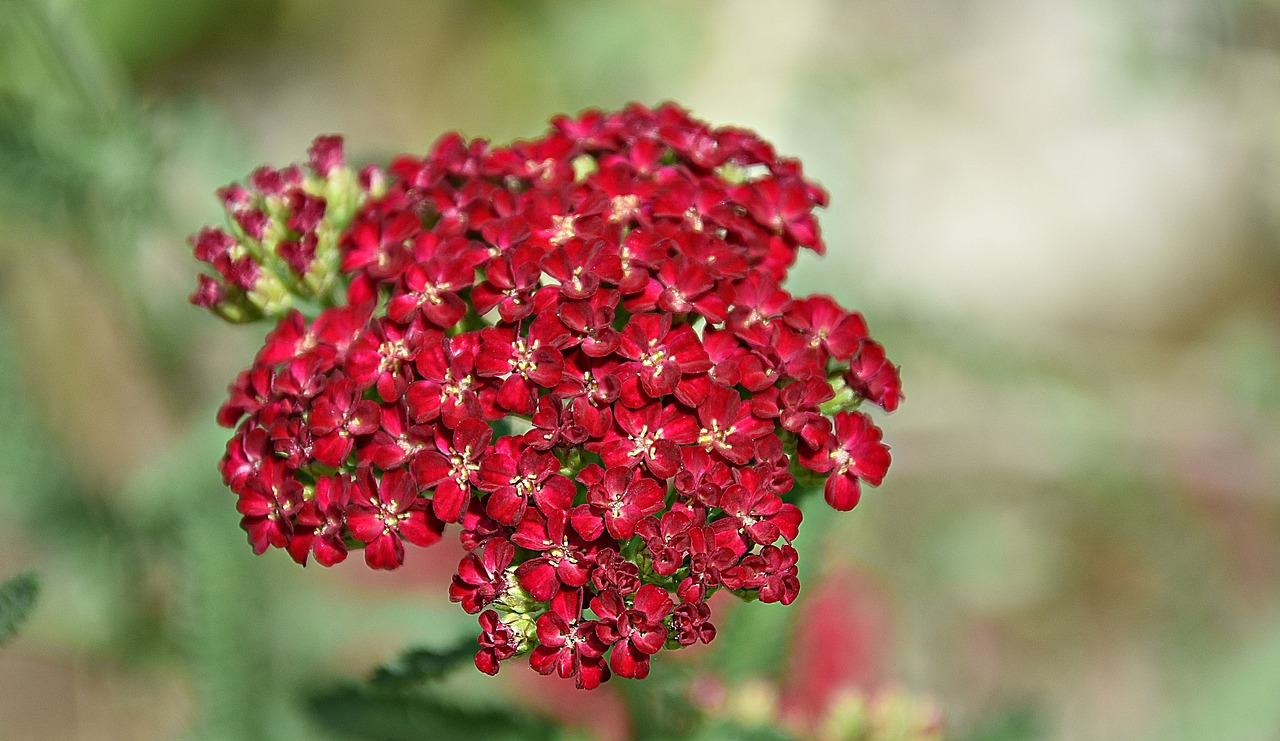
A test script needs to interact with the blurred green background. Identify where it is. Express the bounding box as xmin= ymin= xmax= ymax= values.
xmin=1 ymin=0 xmax=1279 ymax=739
